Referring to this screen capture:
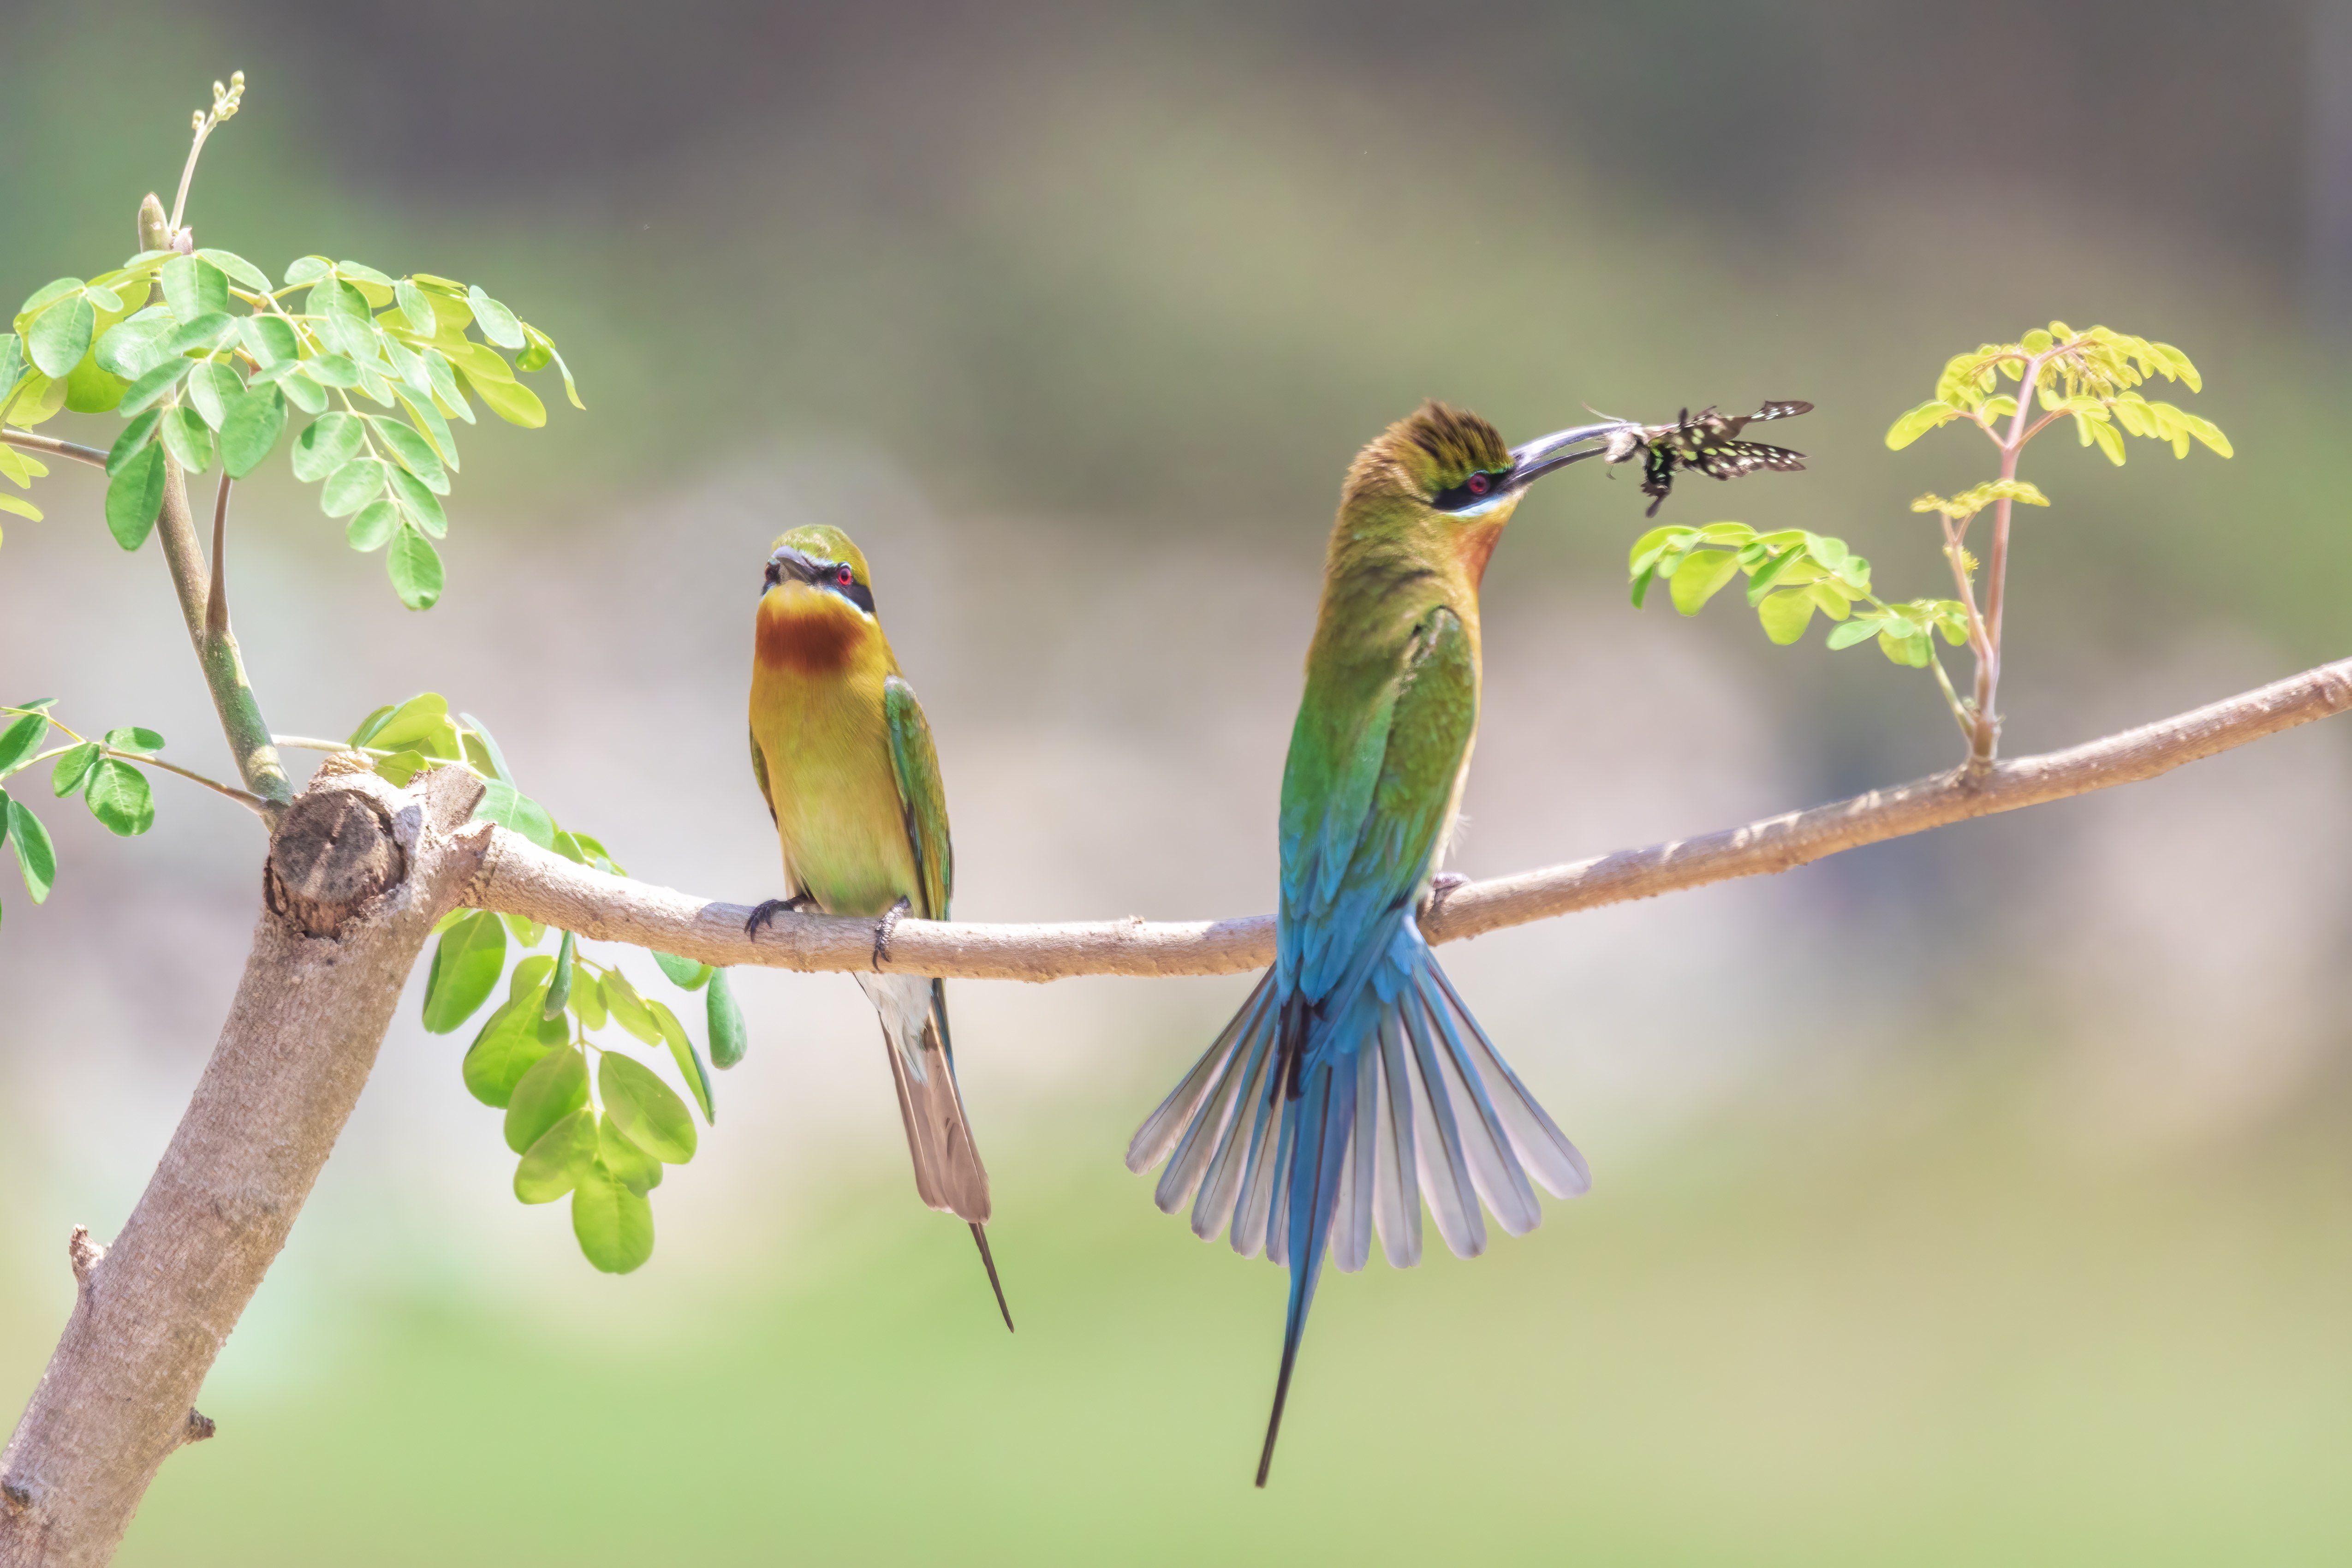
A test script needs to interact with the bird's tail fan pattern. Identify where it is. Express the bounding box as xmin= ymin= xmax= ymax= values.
xmin=1129 ymin=929 xmax=1589 ymax=1482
